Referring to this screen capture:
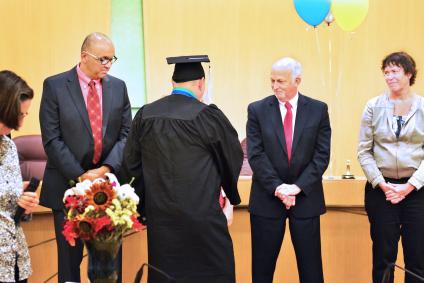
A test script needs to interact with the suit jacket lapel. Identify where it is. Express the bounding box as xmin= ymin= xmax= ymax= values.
xmin=101 ymin=76 xmax=113 ymax=139
xmin=291 ymin=93 xmax=308 ymax=155
xmin=269 ymin=96 xmax=287 ymax=156
xmin=66 ymin=68 xmax=92 ymax=135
